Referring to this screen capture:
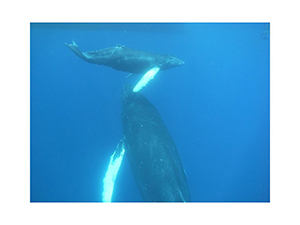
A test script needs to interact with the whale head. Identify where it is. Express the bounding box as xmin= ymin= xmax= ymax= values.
xmin=161 ymin=55 xmax=185 ymax=70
